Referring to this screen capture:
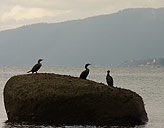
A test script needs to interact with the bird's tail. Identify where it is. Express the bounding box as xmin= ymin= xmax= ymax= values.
xmin=27 ymin=70 xmax=31 ymax=73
